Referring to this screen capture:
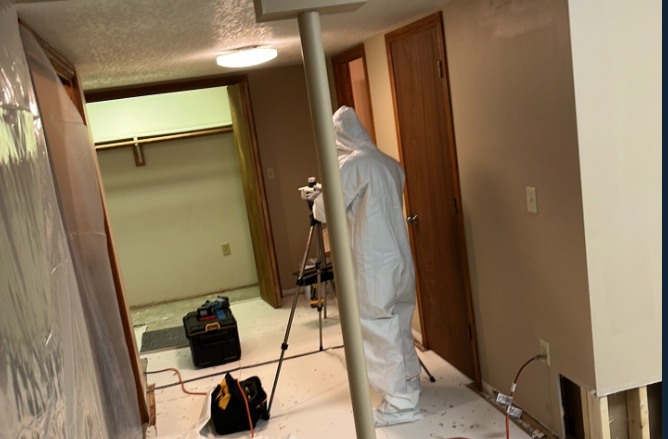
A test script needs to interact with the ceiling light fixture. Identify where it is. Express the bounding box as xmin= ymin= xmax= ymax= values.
xmin=216 ymin=47 xmax=278 ymax=68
